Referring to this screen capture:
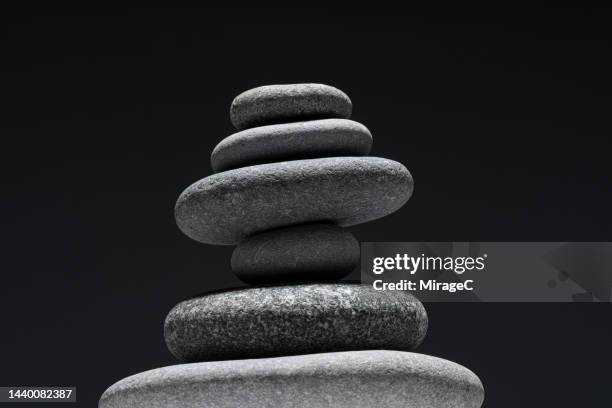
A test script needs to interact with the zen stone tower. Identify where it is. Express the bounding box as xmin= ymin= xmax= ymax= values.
xmin=100 ymin=84 xmax=484 ymax=407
